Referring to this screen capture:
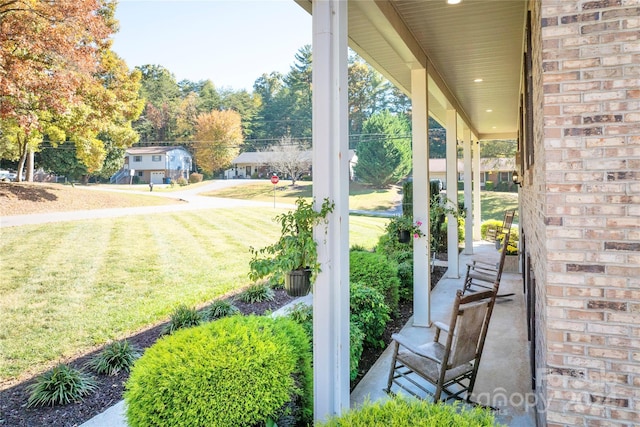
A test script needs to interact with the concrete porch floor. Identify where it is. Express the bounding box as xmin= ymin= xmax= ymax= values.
xmin=350 ymin=240 xmax=537 ymax=426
